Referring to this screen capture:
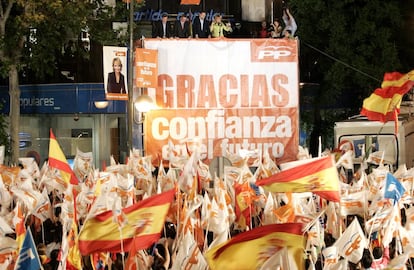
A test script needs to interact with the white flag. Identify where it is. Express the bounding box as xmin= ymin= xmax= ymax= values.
xmin=333 ymin=217 xmax=367 ymax=264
